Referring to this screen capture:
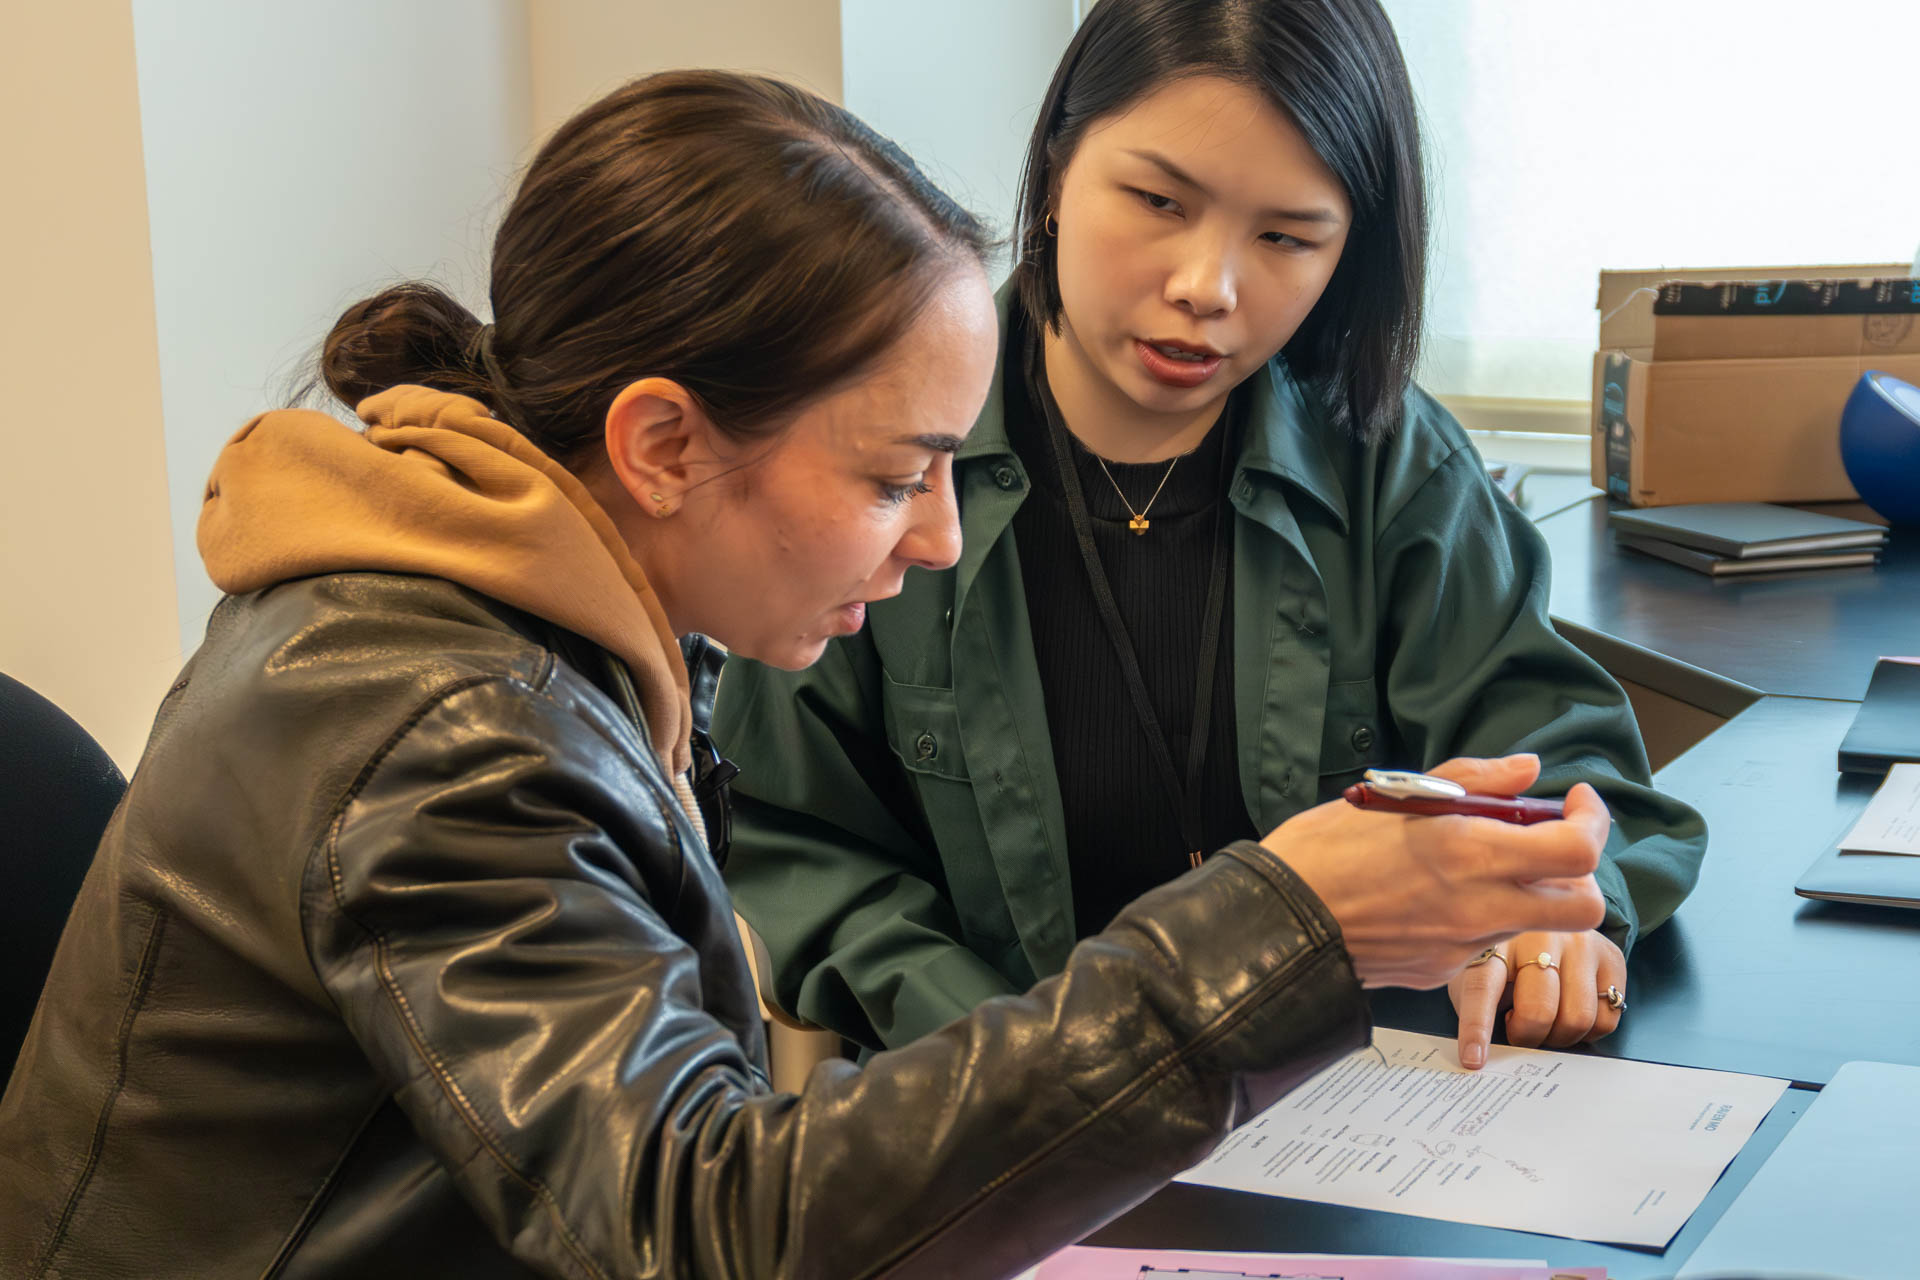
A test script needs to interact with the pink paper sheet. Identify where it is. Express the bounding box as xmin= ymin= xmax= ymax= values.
xmin=1033 ymin=1245 xmax=1606 ymax=1280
